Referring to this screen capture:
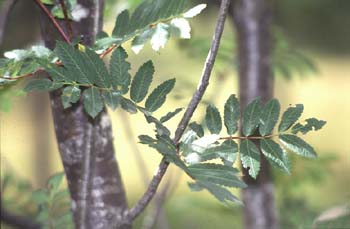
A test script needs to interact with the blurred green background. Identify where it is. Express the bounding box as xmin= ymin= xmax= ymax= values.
xmin=1 ymin=0 xmax=349 ymax=228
